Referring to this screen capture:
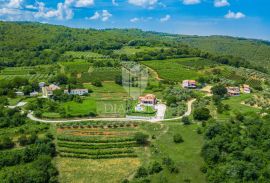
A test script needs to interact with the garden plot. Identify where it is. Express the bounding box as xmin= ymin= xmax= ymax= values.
xmin=56 ymin=122 xmax=141 ymax=159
